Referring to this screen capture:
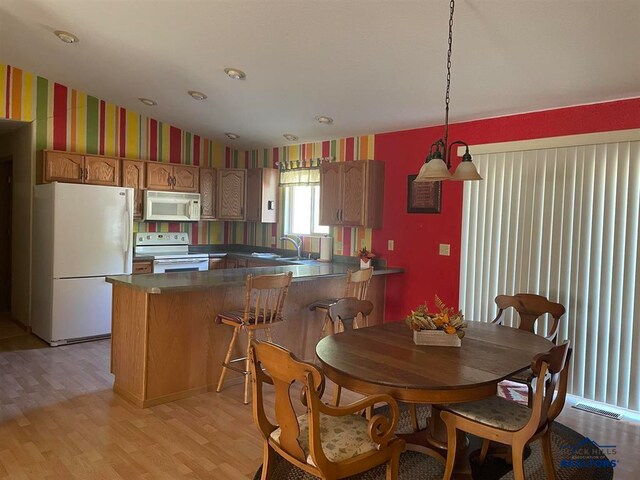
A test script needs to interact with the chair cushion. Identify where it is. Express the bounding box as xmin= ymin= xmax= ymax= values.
xmin=507 ymin=367 xmax=533 ymax=384
xmin=215 ymin=309 xmax=282 ymax=326
xmin=269 ymin=412 xmax=378 ymax=465
xmin=441 ymin=395 xmax=532 ymax=431
xmin=308 ymin=298 xmax=339 ymax=311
